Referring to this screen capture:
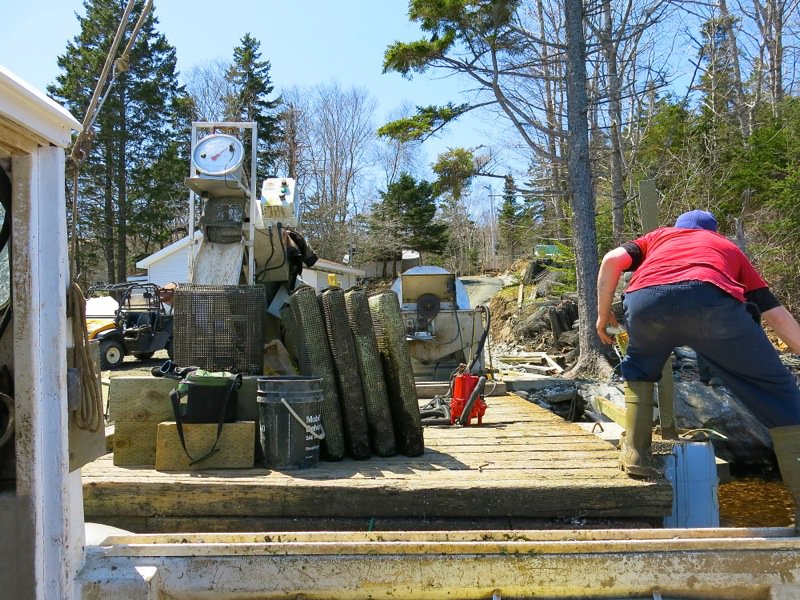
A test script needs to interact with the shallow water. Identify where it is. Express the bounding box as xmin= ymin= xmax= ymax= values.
xmin=718 ymin=476 xmax=795 ymax=527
